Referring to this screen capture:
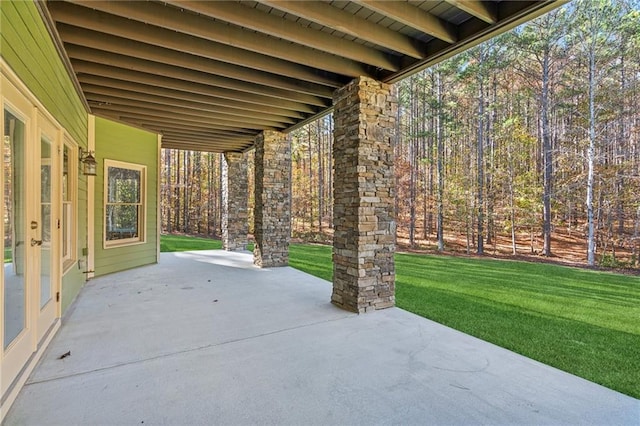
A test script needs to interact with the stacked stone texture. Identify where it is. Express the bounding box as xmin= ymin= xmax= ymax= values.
xmin=222 ymin=152 xmax=249 ymax=251
xmin=332 ymin=76 xmax=397 ymax=313
xmin=253 ymin=130 xmax=291 ymax=267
